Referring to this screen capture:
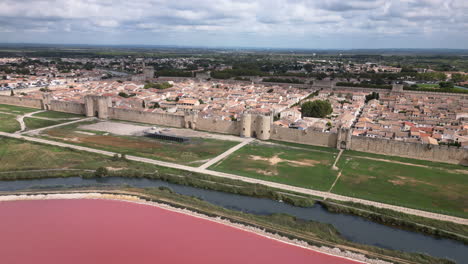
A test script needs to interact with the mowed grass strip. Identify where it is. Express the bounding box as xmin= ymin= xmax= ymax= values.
xmin=33 ymin=111 xmax=84 ymax=119
xmin=24 ymin=117 xmax=64 ymax=131
xmin=0 ymin=113 xmax=20 ymax=133
xmin=39 ymin=122 xmax=239 ymax=166
xmin=211 ymin=142 xmax=338 ymax=191
xmin=333 ymin=152 xmax=468 ymax=218
xmin=0 ymin=104 xmax=38 ymax=115
xmin=0 ymin=137 xmax=159 ymax=173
